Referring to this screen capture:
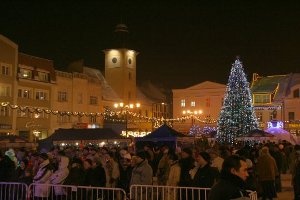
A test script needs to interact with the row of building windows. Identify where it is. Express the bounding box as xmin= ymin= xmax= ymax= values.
xmin=256 ymin=111 xmax=295 ymax=122
xmin=58 ymin=91 xmax=98 ymax=105
xmin=18 ymin=88 xmax=48 ymax=100
xmin=19 ymin=68 xmax=50 ymax=82
xmin=56 ymin=115 xmax=98 ymax=124
xmin=180 ymin=98 xmax=216 ymax=108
